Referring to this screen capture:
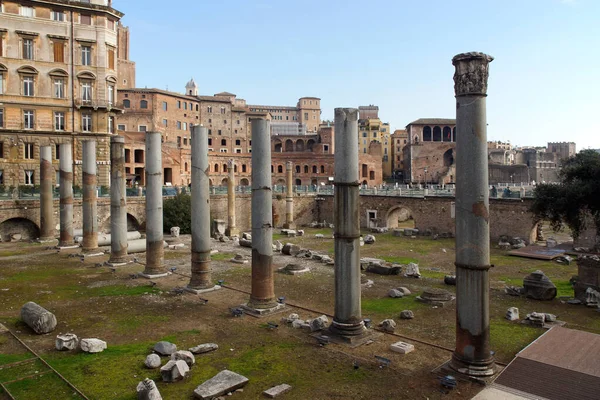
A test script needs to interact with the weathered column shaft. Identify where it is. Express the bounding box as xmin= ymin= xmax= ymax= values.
xmin=331 ymin=108 xmax=366 ymax=336
xmin=82 ymin=140 xmax=98 ymax=251
xmin=451 ymin=52 xmax=495 ymax=376
xmin=249 ymin=118 xmax=277 ymax=309
xmin=109 ymin=136 xmax=127 ymax=263
xmin=189 ymin=126 xmax=213 ymax=289
xmin=143 ymin=132 xmax=165 ymax=275
xmin=39 ymin=146 xmax=54 ymax=241
xmin=58 ymin=143 xmax=74 ymax=247
xmin=226 ymin=159 xmax=238 ymax=236
xmin=283 ymin=161 xmax=295 ymax=229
